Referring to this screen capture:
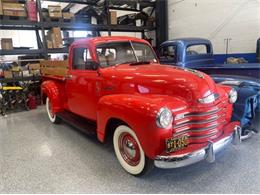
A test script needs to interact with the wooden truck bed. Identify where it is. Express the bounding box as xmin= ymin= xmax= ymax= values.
xmin=40 ymin=60 xmax=68 ymax=80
